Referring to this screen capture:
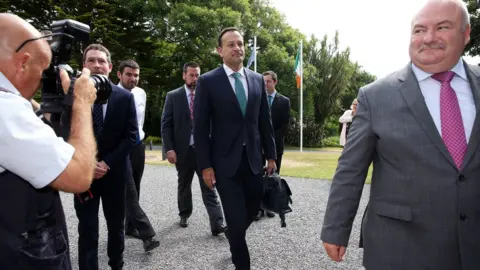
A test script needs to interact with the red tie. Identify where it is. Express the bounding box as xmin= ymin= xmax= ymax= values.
xmin=189 ymin=91 xmax=195 ymax=119
xmin=431 ymin=71 xmax=467 ymax=169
